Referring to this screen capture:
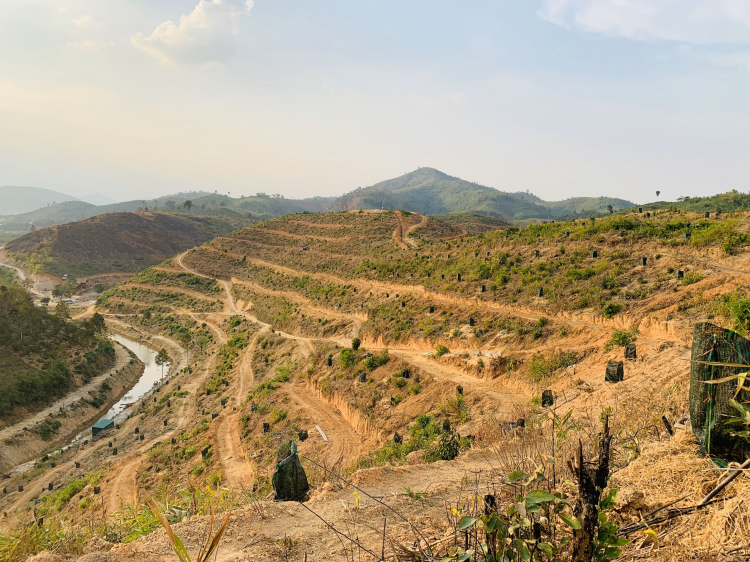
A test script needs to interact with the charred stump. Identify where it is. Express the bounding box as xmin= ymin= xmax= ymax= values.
xmin=569 ymin=416 xmax=612 ymax=562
